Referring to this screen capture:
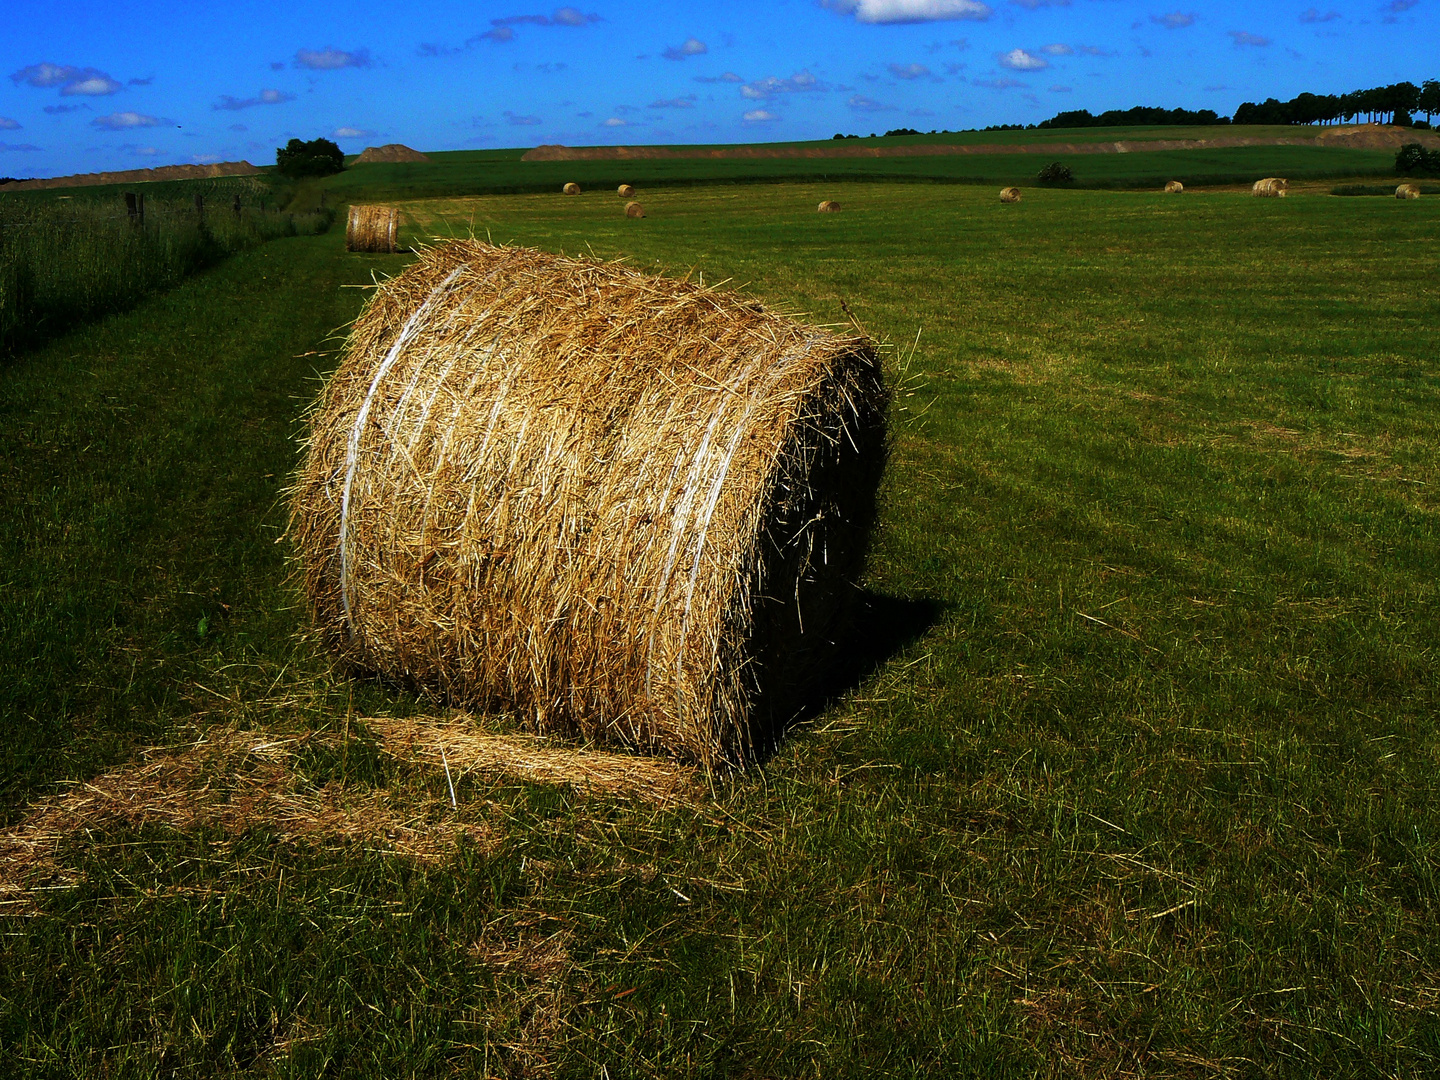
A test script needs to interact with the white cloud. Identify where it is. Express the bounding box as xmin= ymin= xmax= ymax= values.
xmin=825 ymin=0 xmax=992 ymax=22
xmin=603 ymin=116 xmax=628 ymax=126
xmin=332 ymin=126 xmax=373 ymax=138
xmin=999 ymin=48 xmax=1049 ymax=70
xmin=888 ymin=62 xmax=933 ymax=79
xmin=741 ymin=71 xmax=822 ymax=99
xmin=662 ymin=37 xmax=708 ymax=60
xmin=743 ymin=109 xmax=779 ymax=121
xmin=92 ymin=111 xmax=169 ymax=130
xmin=10 ymin=63 xmax=122 ymax=96
xmin=1041 ymin=43 xmax=1073 ymax=55
xmin=294 ymin=47 xmax=373 ymax=70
